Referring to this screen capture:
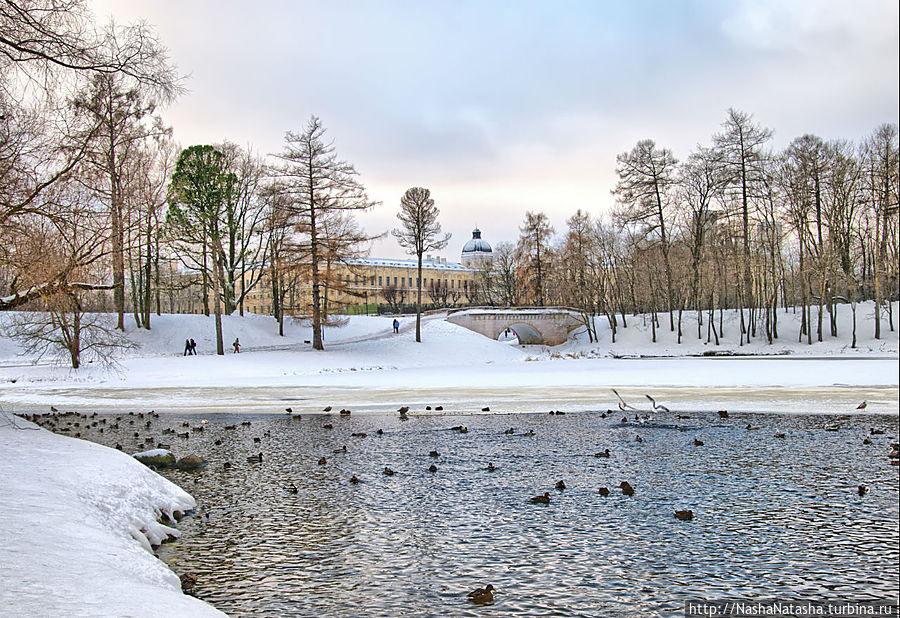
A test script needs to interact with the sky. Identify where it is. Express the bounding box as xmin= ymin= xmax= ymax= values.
xmin=90 ymin=0 xmax=899 ymax=260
